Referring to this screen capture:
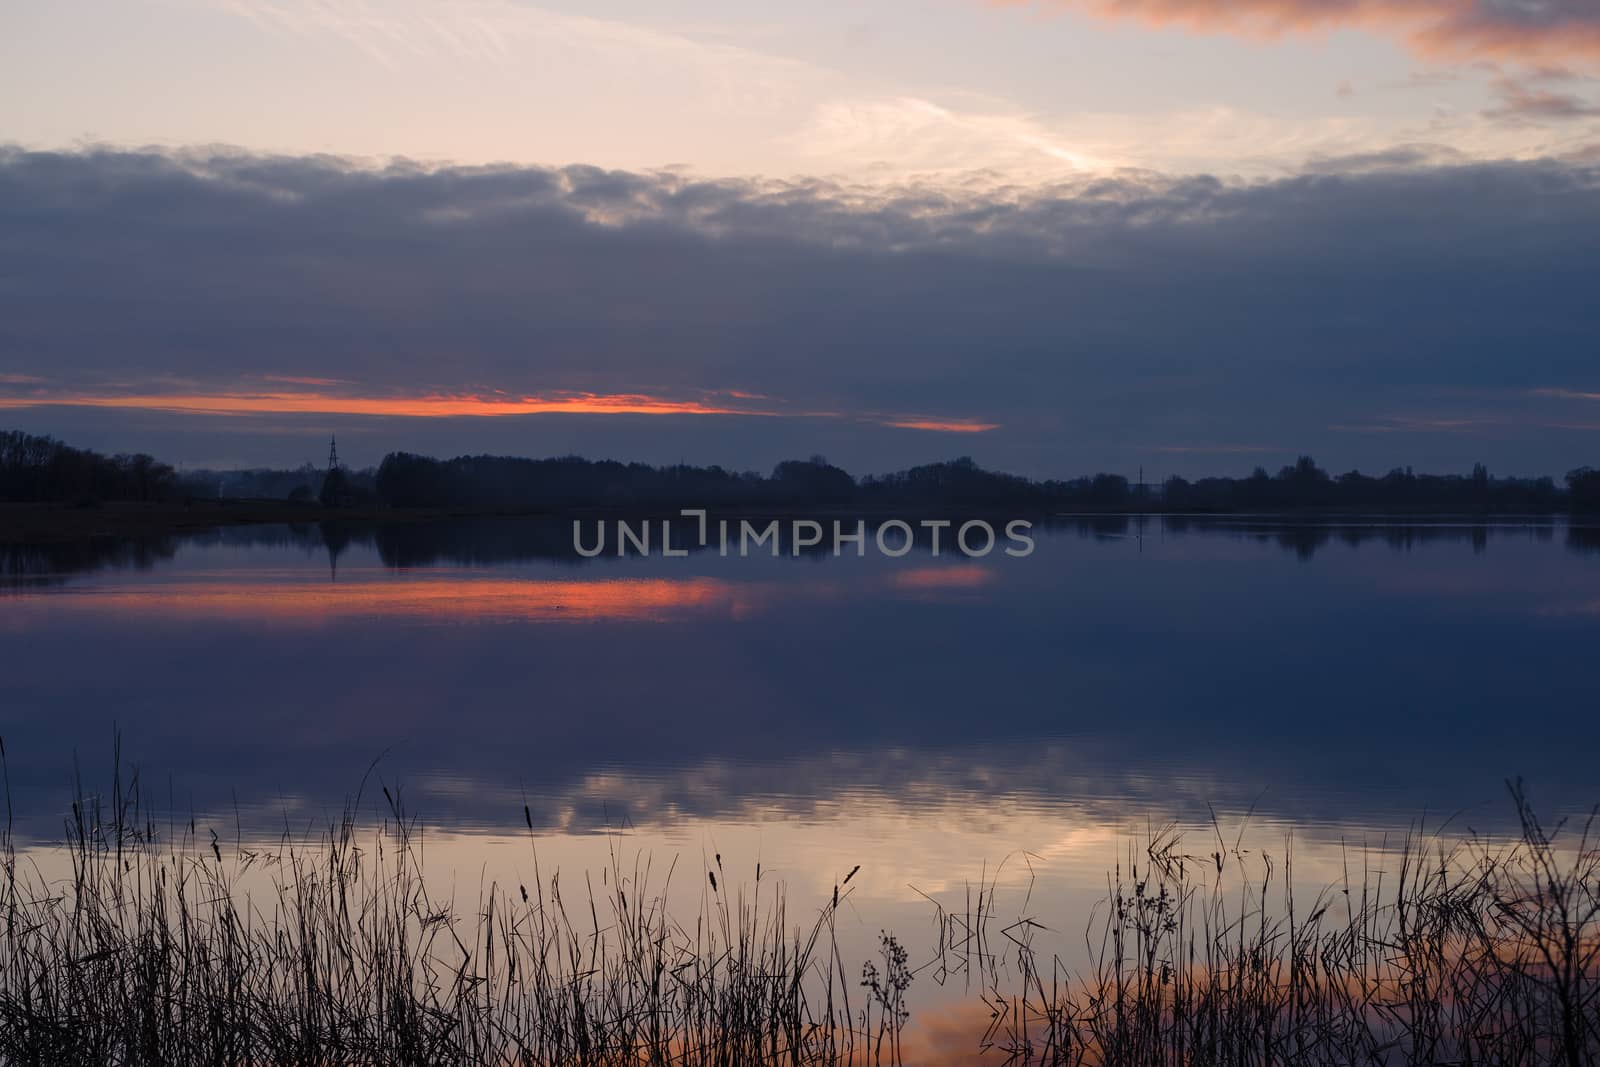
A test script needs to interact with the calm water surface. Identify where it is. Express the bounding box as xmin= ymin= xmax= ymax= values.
xmin=4 ymin=516 xmax=1598 ymax=984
